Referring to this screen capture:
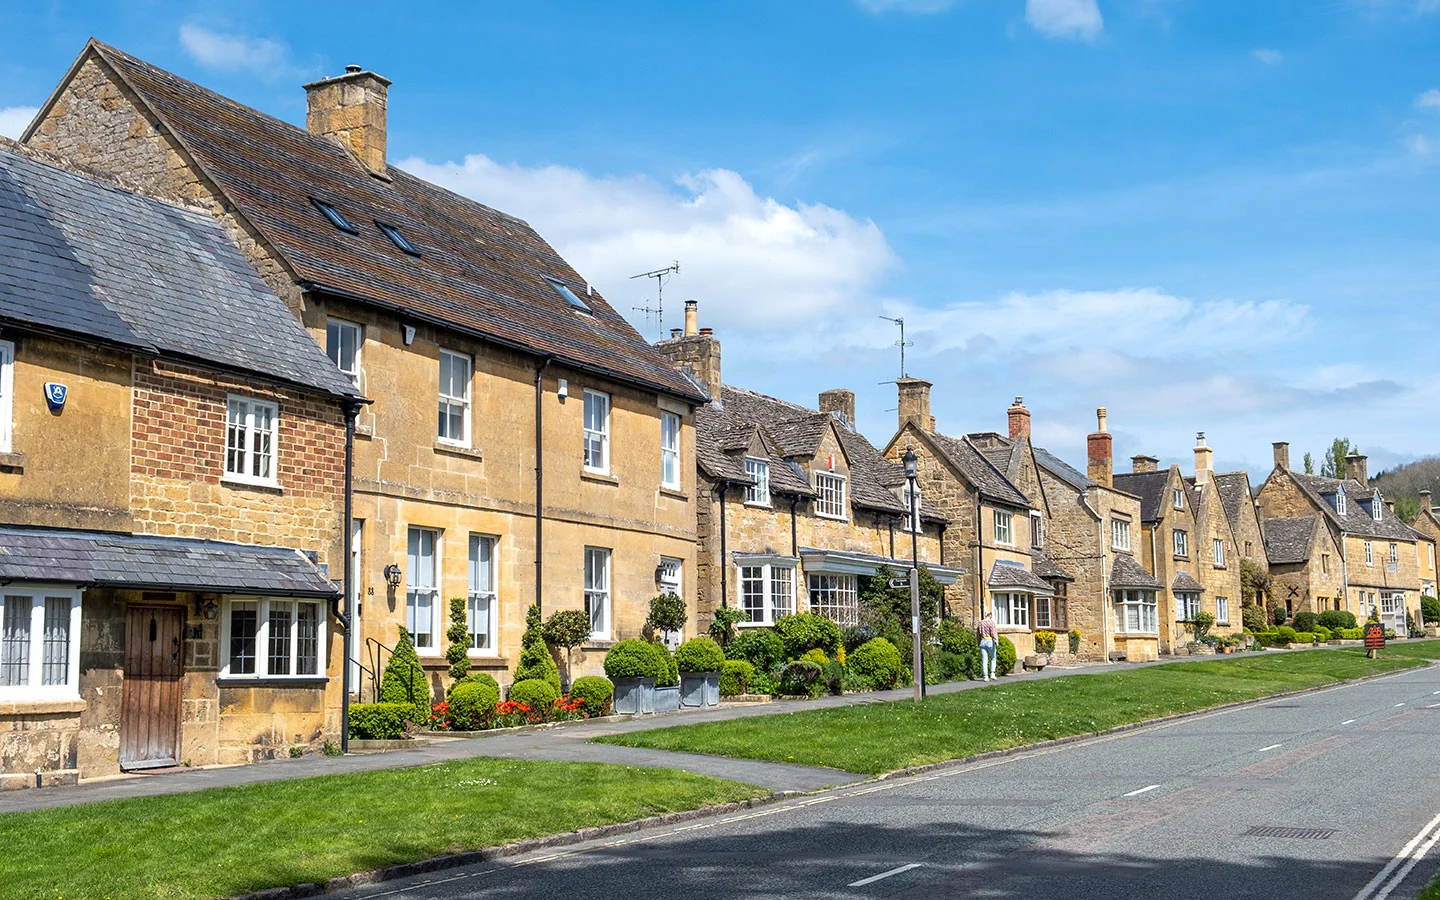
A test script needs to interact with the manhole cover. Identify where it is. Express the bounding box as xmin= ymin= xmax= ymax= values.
xmin=1244 ymin=826 xmax=1337 ymax=840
